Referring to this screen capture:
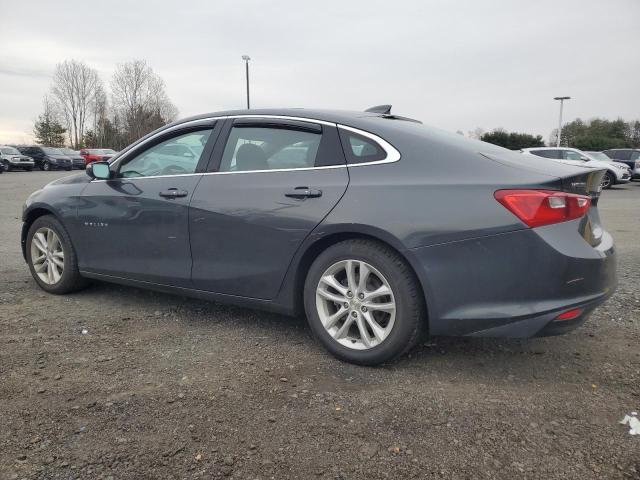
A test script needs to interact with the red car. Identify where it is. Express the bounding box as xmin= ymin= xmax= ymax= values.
xmin=79 ymin=148 xmax=117 ymax=165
